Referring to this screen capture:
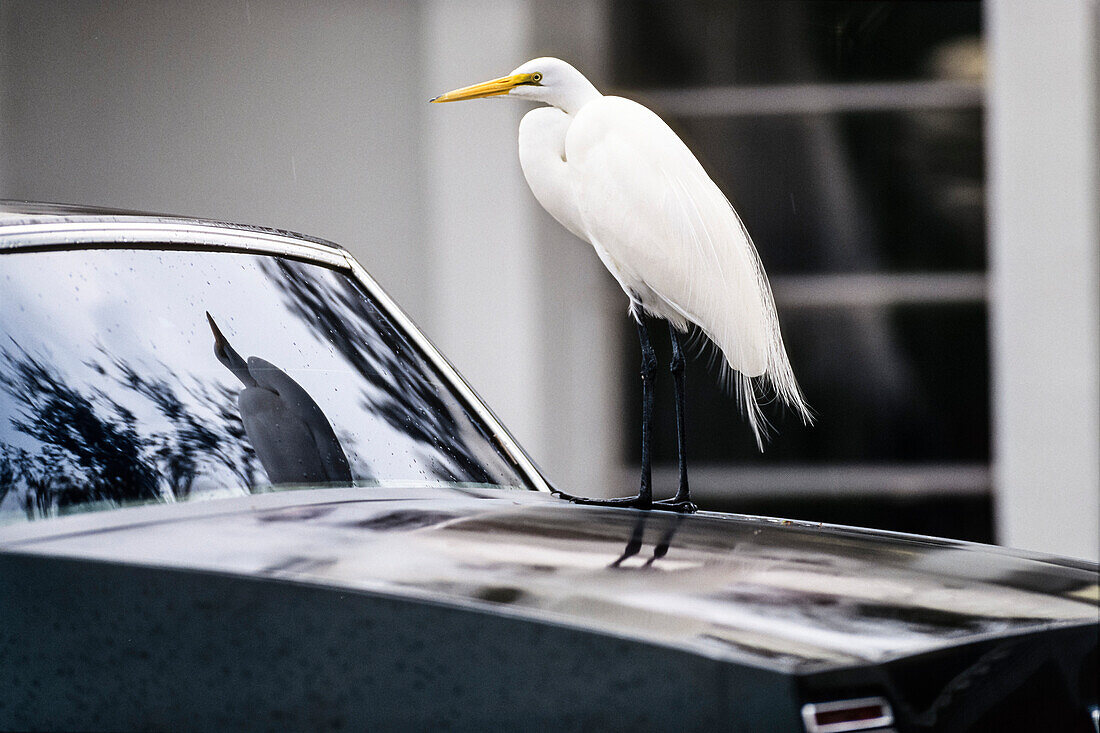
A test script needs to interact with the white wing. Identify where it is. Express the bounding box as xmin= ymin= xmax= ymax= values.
xmin=564 ymin=96 xmax=811 ymax=445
